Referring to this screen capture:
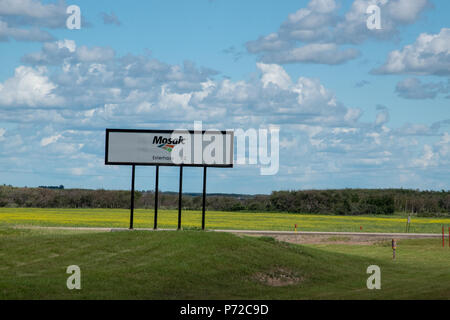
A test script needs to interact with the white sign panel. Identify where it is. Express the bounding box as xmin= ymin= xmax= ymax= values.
xmin=105 ymin=129 xmax=234 ymax=167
